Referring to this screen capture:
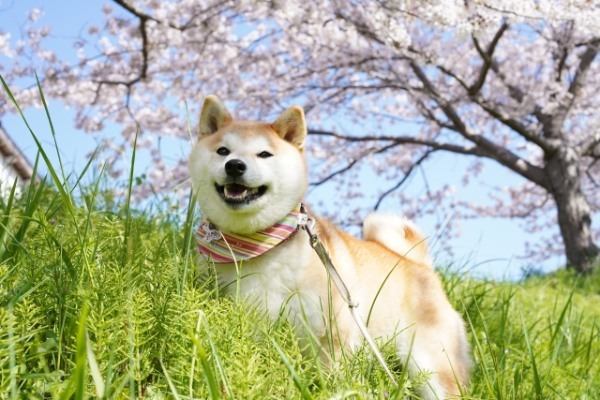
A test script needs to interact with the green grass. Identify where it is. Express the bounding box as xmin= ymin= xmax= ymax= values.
xmin=1 ymin=78 xmax=600 ymax=399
